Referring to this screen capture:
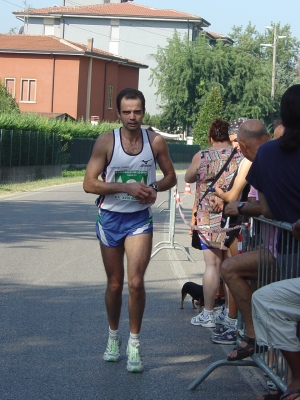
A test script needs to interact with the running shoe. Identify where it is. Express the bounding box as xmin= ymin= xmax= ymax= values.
xmin=103 ymin=336 xmax=122 ymax=362
xmin=191 ymin=311 xmax=216 ymax=328
xmin=215 ymin=304 xmax=226 ymax=325
xmin=126 ymin=341 xmax=144 ymax=372
xmin=213 ymin=316 xmax=237 ymax=335
xmin=211 ymin=326 xmax=237 ymax=345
